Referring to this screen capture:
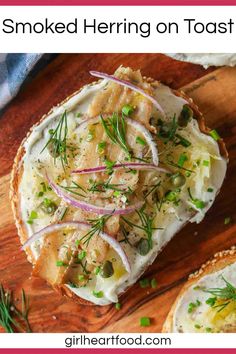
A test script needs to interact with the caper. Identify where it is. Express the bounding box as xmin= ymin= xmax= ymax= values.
xmin=47 ymin=139 xmax=60 ymax=158
xmin=40 ymin=201 xmax=58 ymax=215
xmin=136 ymin=238 xmax=150 ymax=256
xmin=178 ymin=105 xmax=193 ymax=127
xmin=170 ymin=173 xmax=186 ymax=188
xmin=100 ymin=261 xmax=114 ymax=278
